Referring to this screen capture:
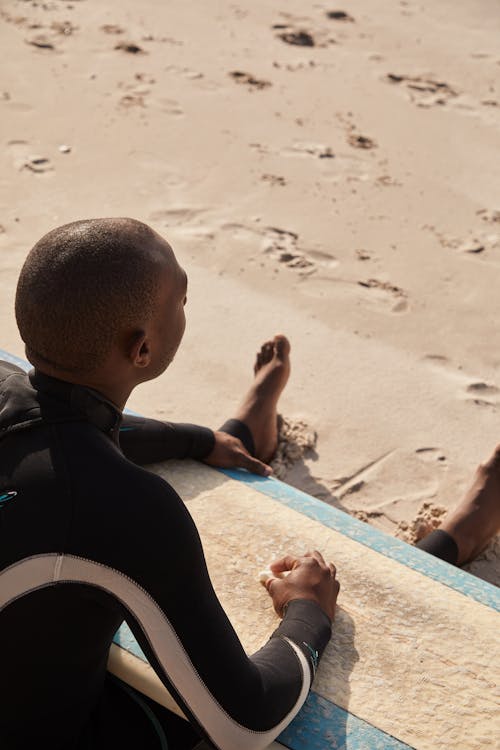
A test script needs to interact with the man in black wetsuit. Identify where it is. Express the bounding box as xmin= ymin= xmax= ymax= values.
xmin=0 ymin=218 xmax=340 ymax=750
xmin=2 ymin=218 xmax=500 ymax=749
